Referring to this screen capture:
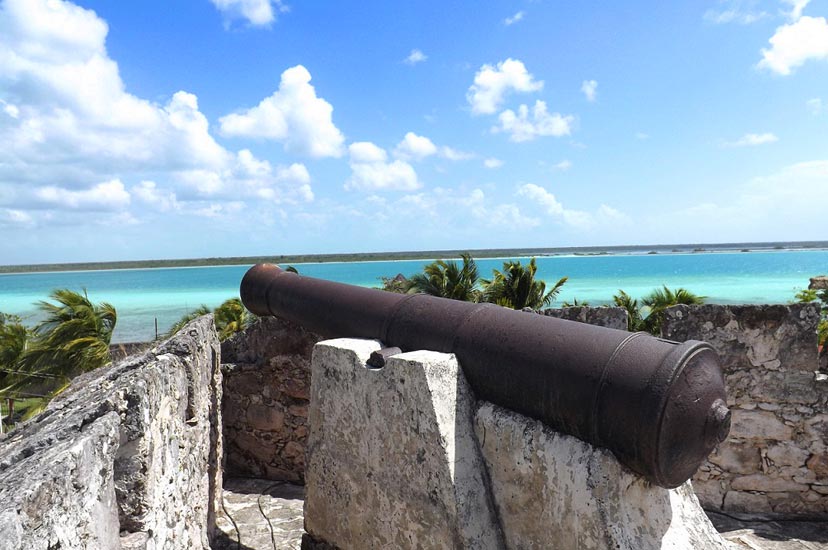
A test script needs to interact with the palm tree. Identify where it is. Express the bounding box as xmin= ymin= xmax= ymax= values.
xmin=165 ymin=305 xmax=211 ymax=338
xmin=0 ymin=314 xmax=31 ymax=390
xmin=482 ymin=258 xmax=568 ymax=310
xmin=409 ymin=253 xmax=482 ymax=302
xmin=642 ymin=285 xmax=705 ymax=334
xmin=15 ymin=289 xmax=117 ymax=381
xmin=165 ymin=298 xmax=253 ymax=341
xmin=213 ymin=298 xmax=252 ymax=341
xmin=612 ymin=290 xmax=646 ymax=332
